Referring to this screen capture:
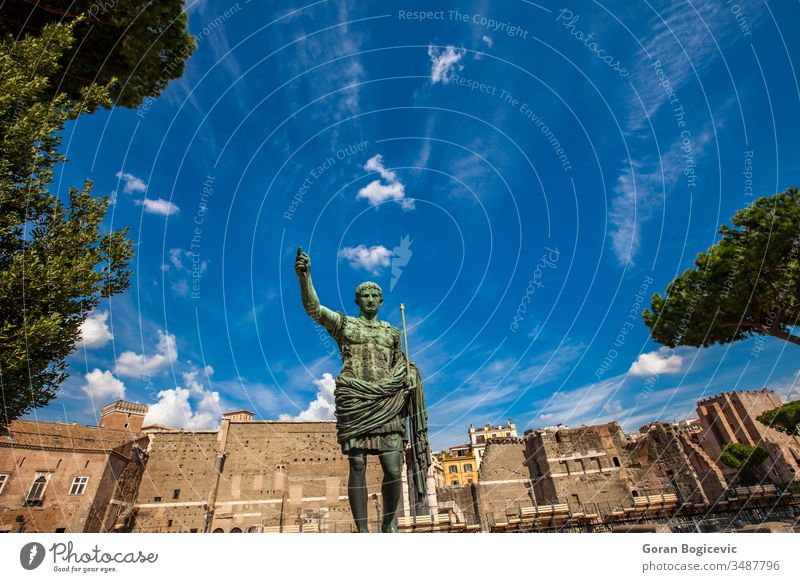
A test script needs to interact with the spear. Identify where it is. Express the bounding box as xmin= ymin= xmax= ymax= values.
xmin=400 ymin=303 xmax=411 ymax=380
